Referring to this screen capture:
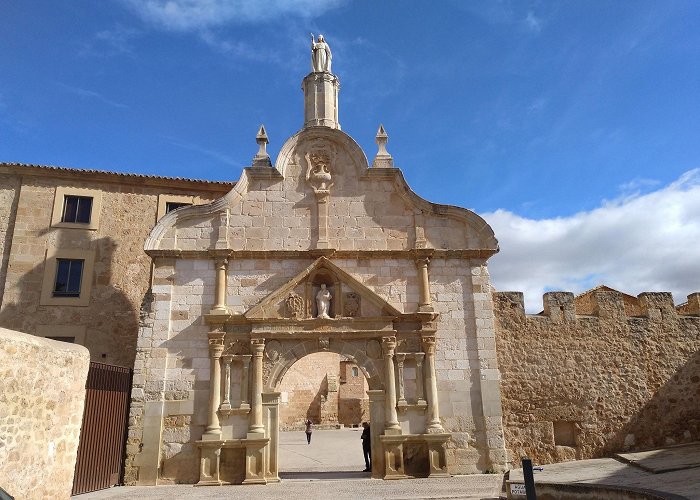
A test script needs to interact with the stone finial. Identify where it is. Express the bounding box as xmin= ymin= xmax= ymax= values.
xmin=372 ymin=124 xmax=394 ymax=168
xmin=252 ymin=125 xmax=271 ymax=167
